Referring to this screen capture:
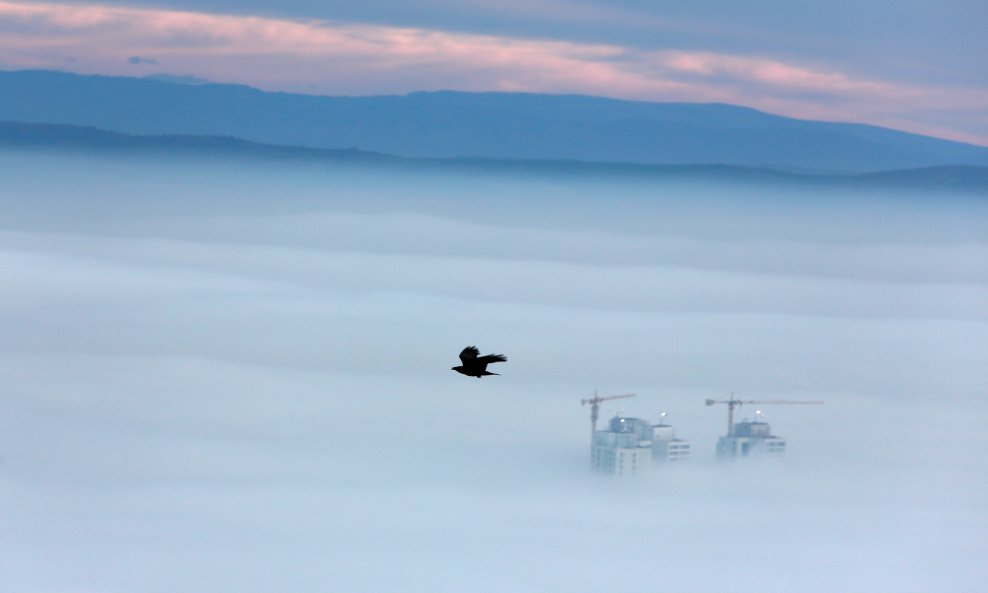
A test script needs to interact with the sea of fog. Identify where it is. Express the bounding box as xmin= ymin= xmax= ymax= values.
xmin=1 ymin=152 xmax=986 ymax=593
